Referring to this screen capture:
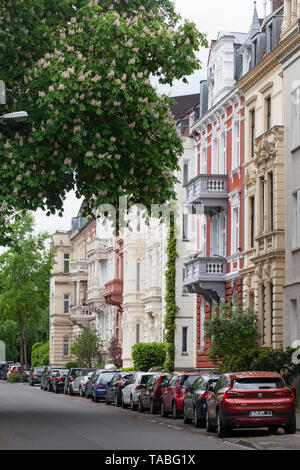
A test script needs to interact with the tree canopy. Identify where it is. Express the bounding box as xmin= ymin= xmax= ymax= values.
xmin=0 ymin=0 xmax=208 ymax=244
